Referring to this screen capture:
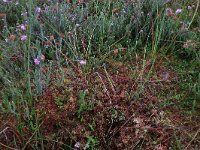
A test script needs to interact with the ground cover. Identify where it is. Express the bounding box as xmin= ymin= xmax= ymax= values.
xmin=0 ymin=0 xmax=199 ymax=149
